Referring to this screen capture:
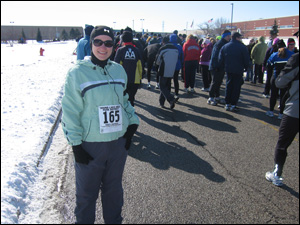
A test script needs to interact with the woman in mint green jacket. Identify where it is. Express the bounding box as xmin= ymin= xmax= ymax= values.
xmin=61 ymin=26 xmax=139 ymax=224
